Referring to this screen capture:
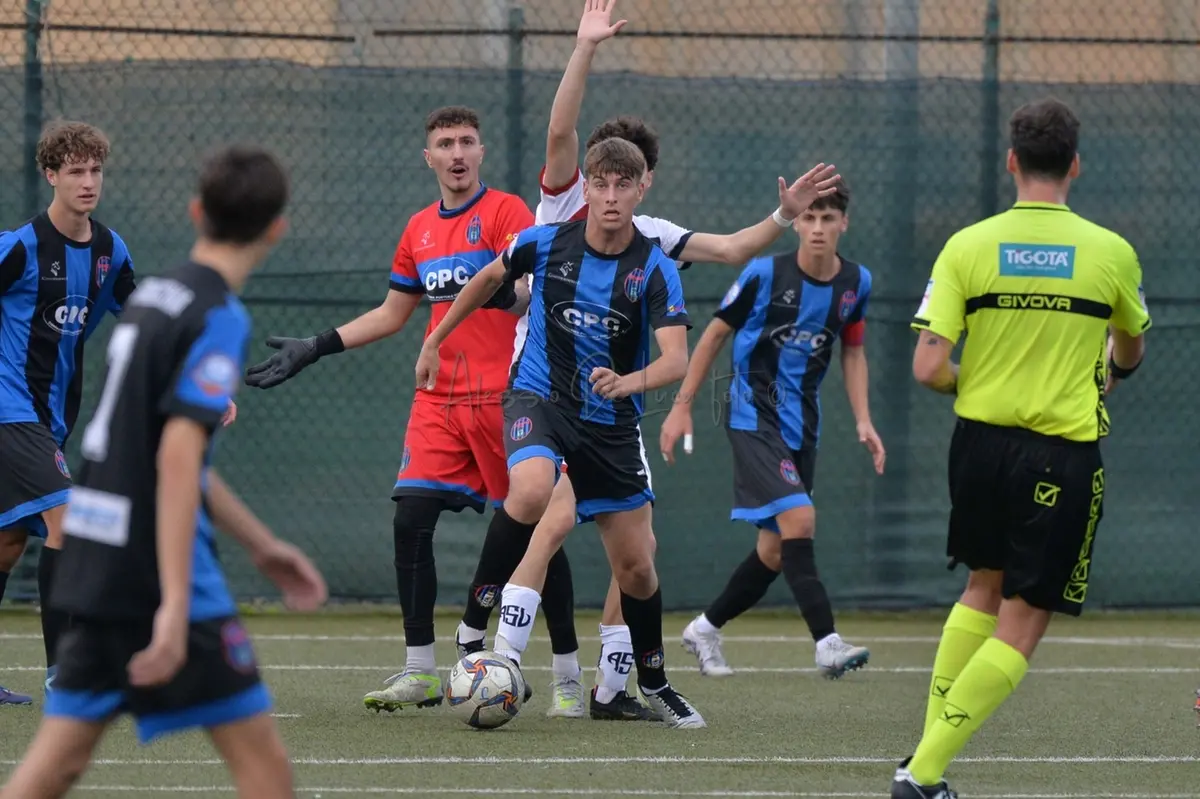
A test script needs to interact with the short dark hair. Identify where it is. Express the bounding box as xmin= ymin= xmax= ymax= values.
xmin=37 ymin=120 xmax=110 ymax=172
xmin=1009 ymin=97 xmax=1080 ymax=180
xmin=584 ymin=138 xmax=647 ymax=182
xmin=425 ymin=106 xmax=481 ymax=135
xmin=198 ymin=146 xmax=289 ymax=244
xmin=808 ymin=178 xmax=850 ymax=213
xmin=586 ymin=116 xmax=659 ymax=172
